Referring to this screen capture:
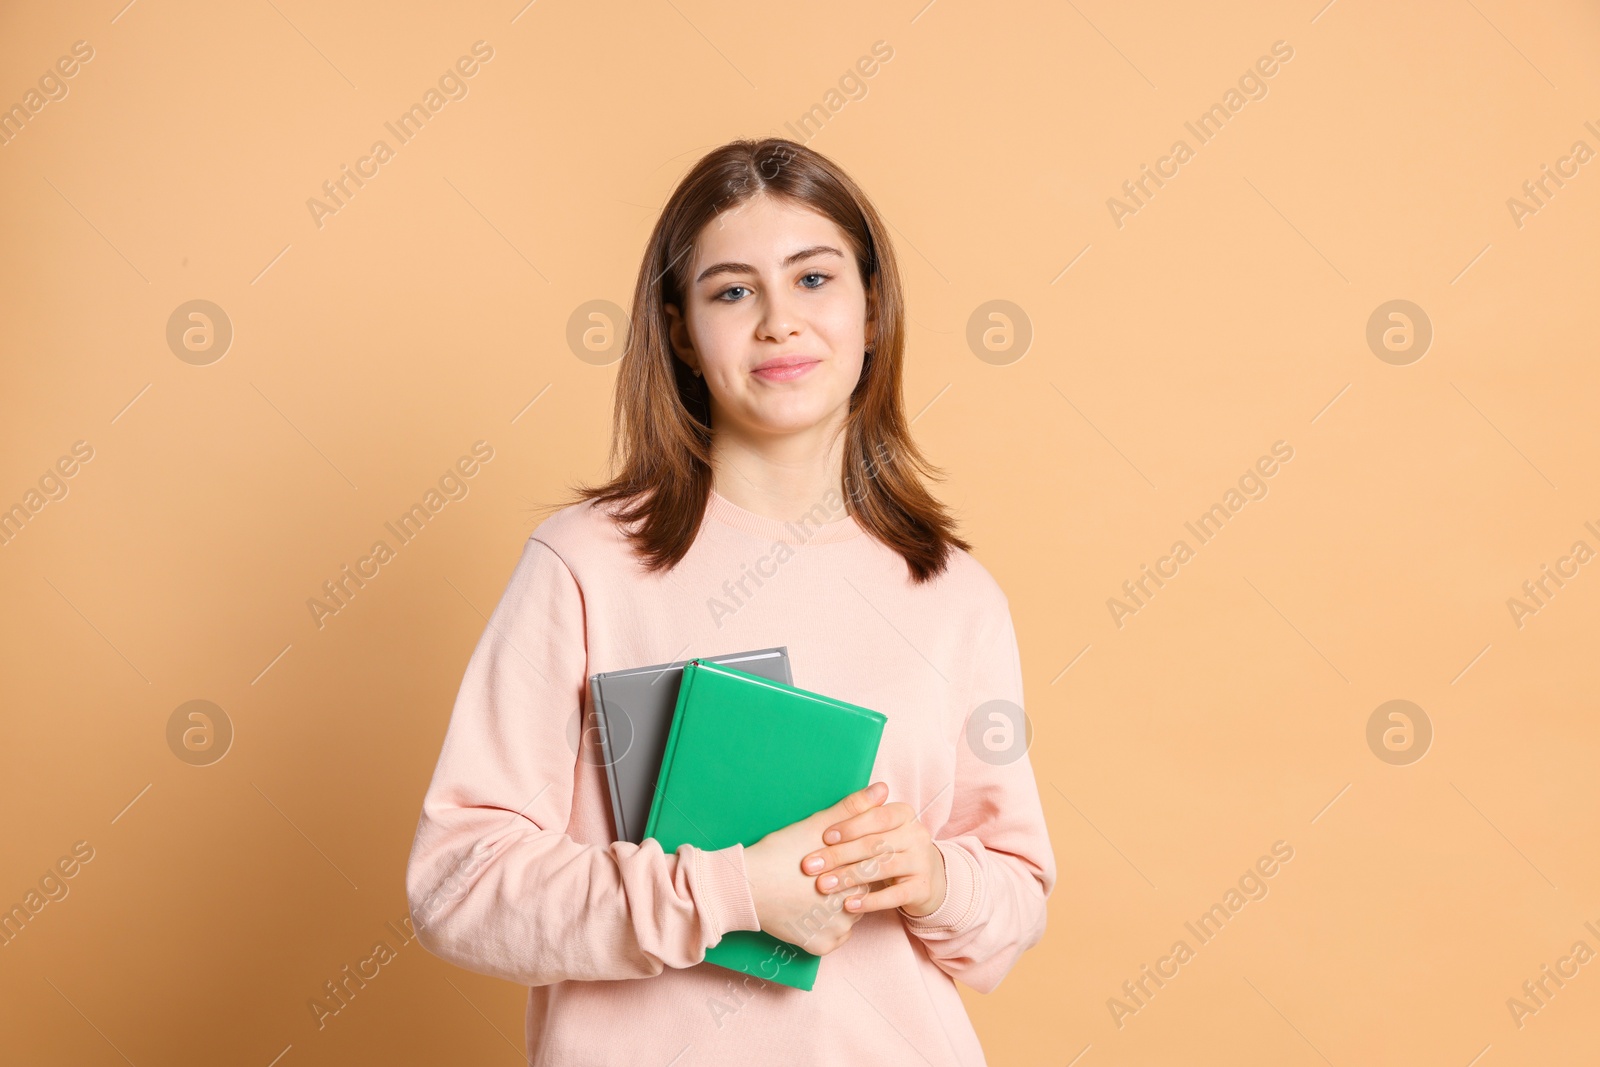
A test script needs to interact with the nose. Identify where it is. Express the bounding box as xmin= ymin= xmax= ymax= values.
xmin=756 ymin=283 xmax=802 ymax=342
